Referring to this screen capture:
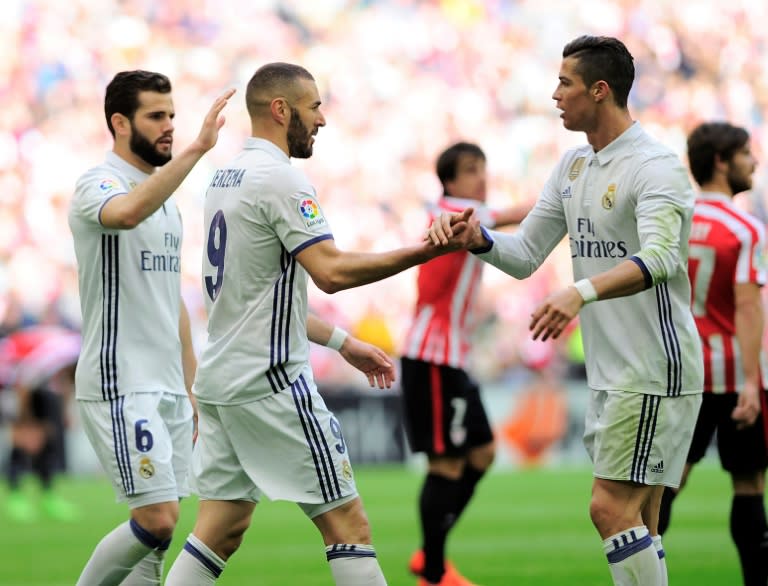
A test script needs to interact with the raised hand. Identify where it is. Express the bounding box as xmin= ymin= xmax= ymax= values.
xmin=194 ymin=88 xmax=236 ymax=153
